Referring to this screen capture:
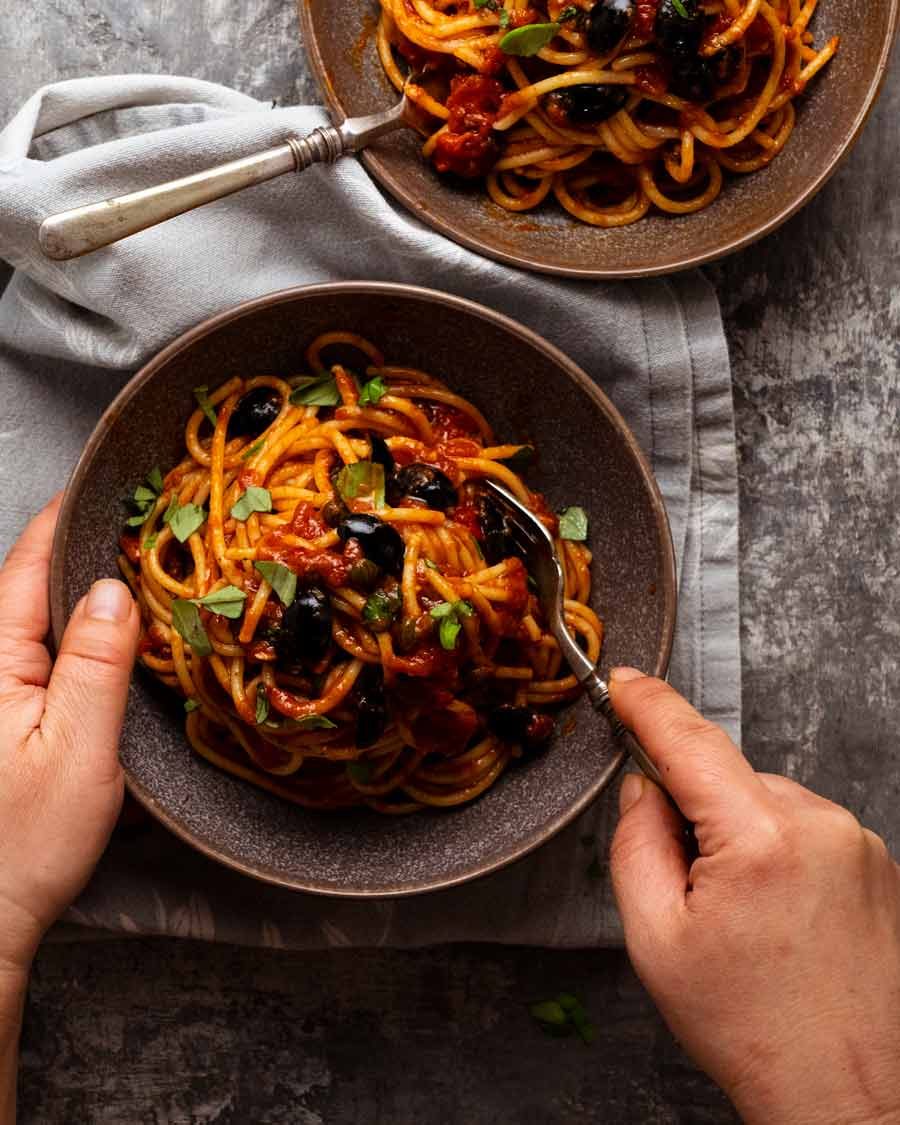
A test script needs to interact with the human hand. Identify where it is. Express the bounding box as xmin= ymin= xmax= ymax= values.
xmin=609 ymin=669 xmax=900 ymax=1125
xmin=0 ymin=497 xmax=139 ymax=973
